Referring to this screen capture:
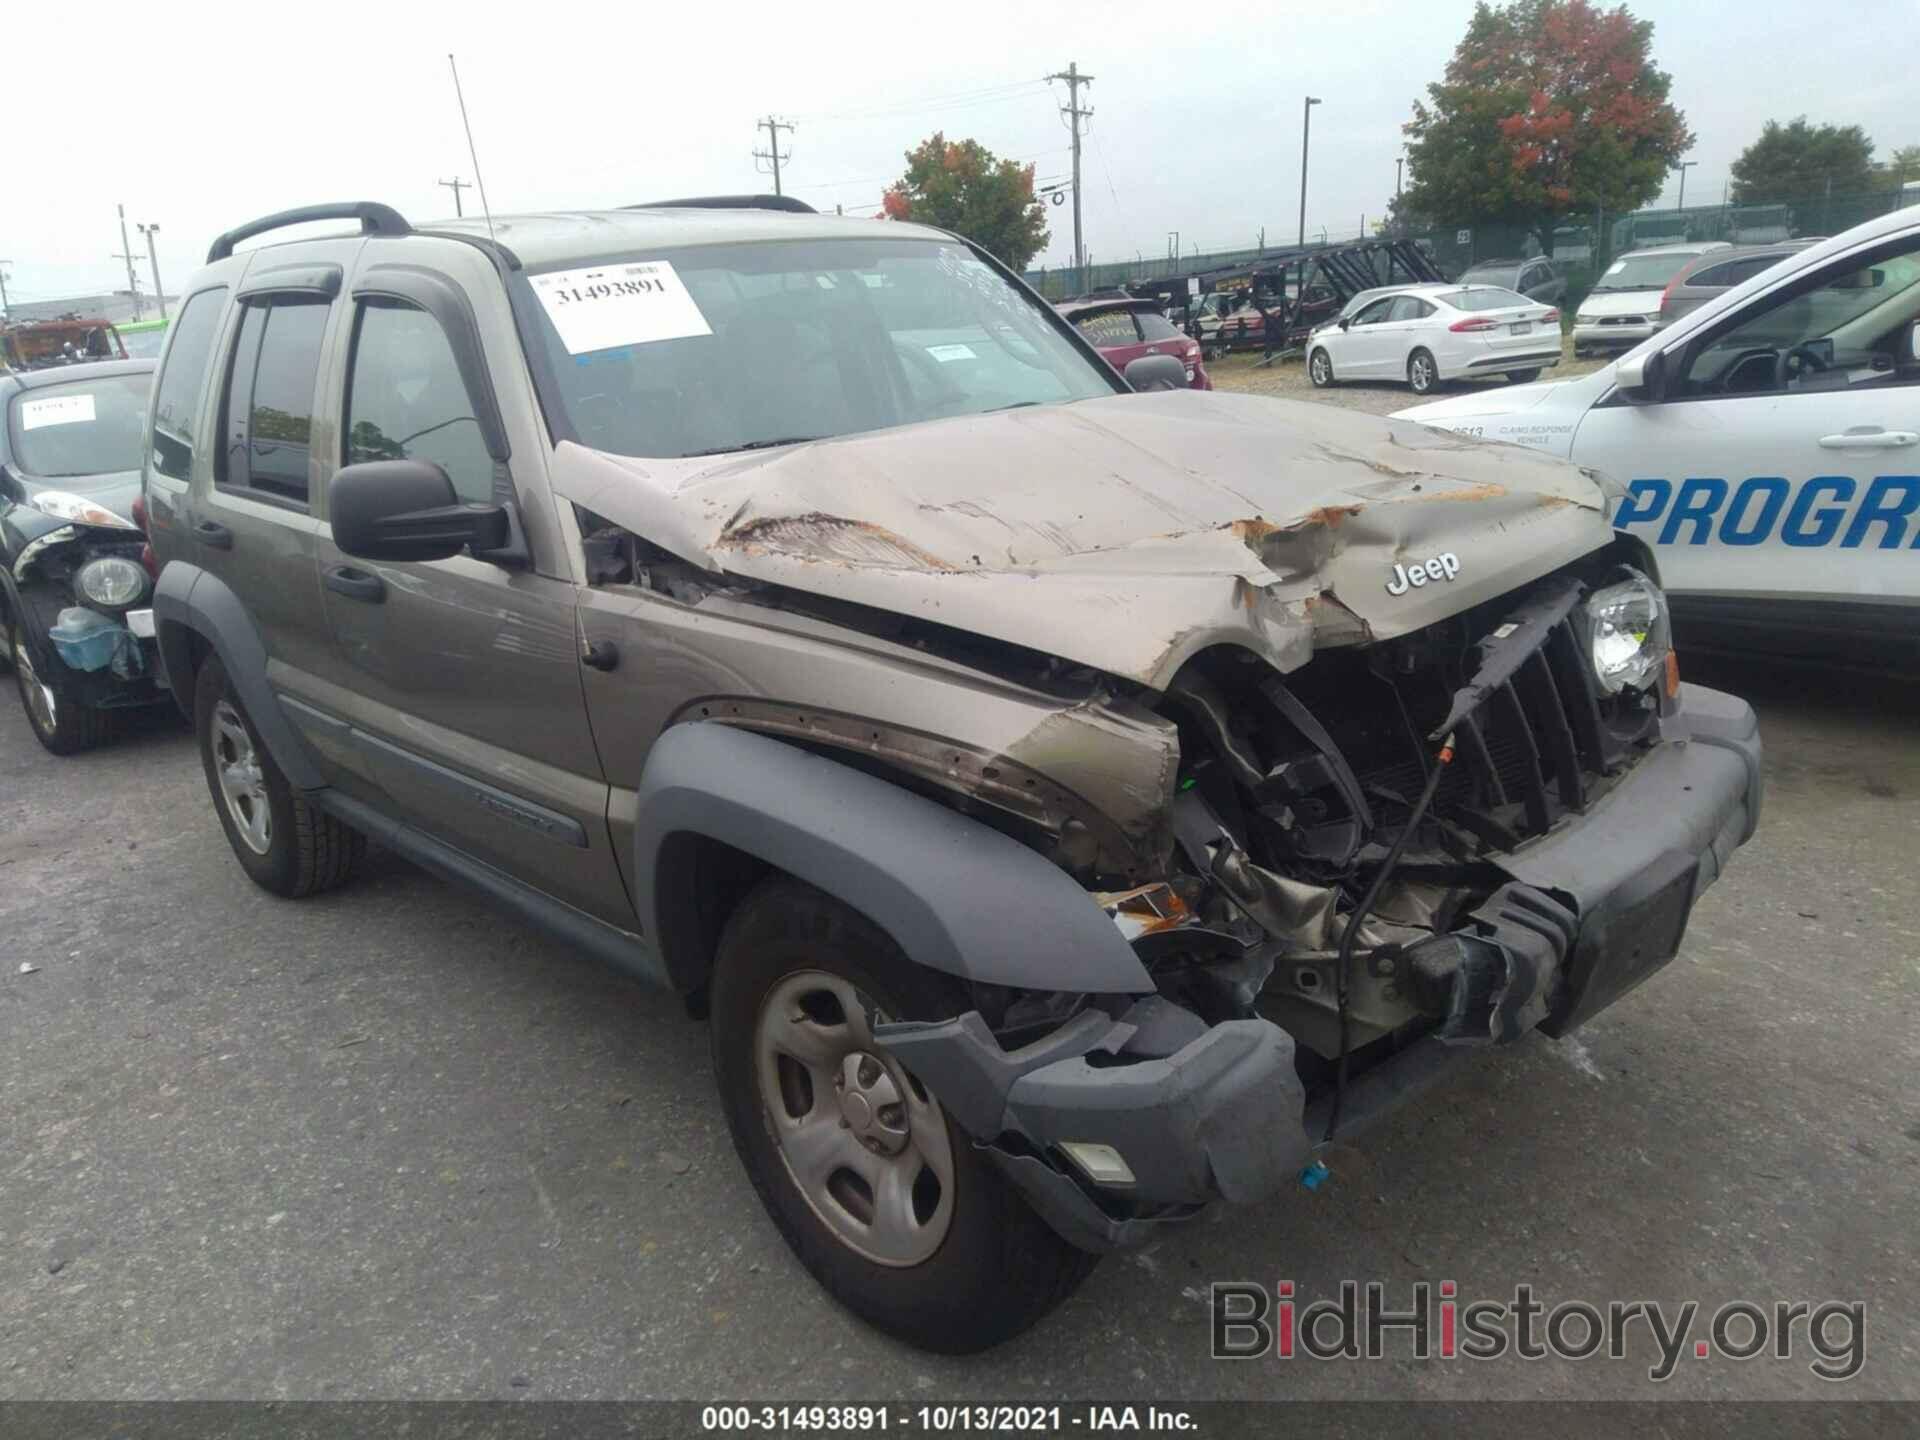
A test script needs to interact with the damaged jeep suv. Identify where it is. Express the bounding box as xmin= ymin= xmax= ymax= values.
xmin=148 ymin=199 xmax=1761 ymax=1353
